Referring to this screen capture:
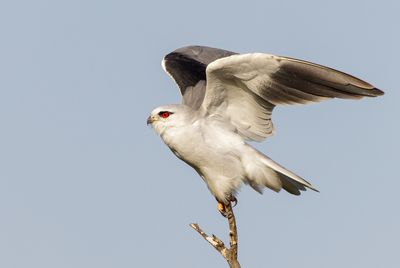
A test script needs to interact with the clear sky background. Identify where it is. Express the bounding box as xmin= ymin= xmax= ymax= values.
xmin=0 ymin=1 xmax=398 ymax=267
